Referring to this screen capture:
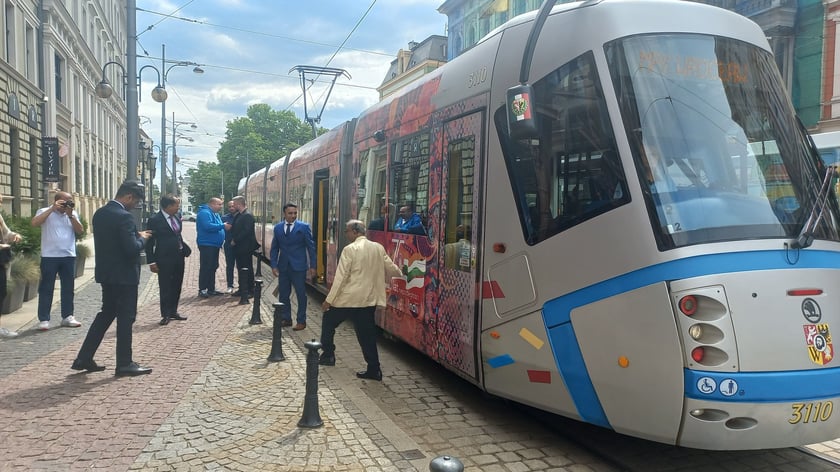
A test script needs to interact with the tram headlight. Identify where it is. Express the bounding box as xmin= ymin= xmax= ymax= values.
xmin=688 ymin=324 xmax=703 ymax=341
xmin=679 ymin=295 xmax=698 ymax=316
